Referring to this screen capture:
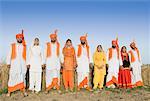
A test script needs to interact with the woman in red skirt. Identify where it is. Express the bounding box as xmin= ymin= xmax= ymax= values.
xmin=118 ymin=46 xmax=132 ymax=88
